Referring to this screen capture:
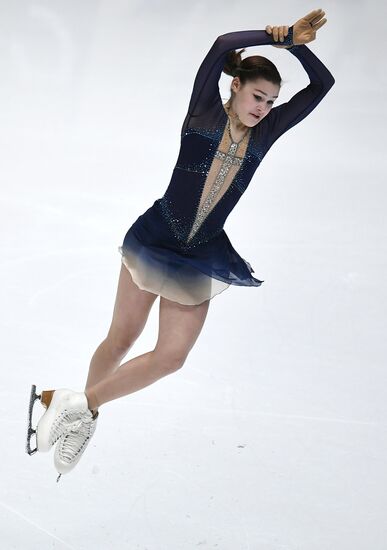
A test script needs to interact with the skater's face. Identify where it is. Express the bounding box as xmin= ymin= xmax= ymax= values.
xmin=230 ymin=77 xmax=280 ymax=127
